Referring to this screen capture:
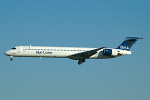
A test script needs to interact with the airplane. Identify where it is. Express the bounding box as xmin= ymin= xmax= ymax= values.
xmin=5 ymin=37 xmax=143 ymax=65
